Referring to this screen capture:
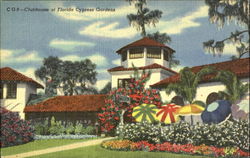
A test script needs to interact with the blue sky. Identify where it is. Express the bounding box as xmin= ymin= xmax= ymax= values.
xmin=0 ymin=0 xmax=246 ymax=90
